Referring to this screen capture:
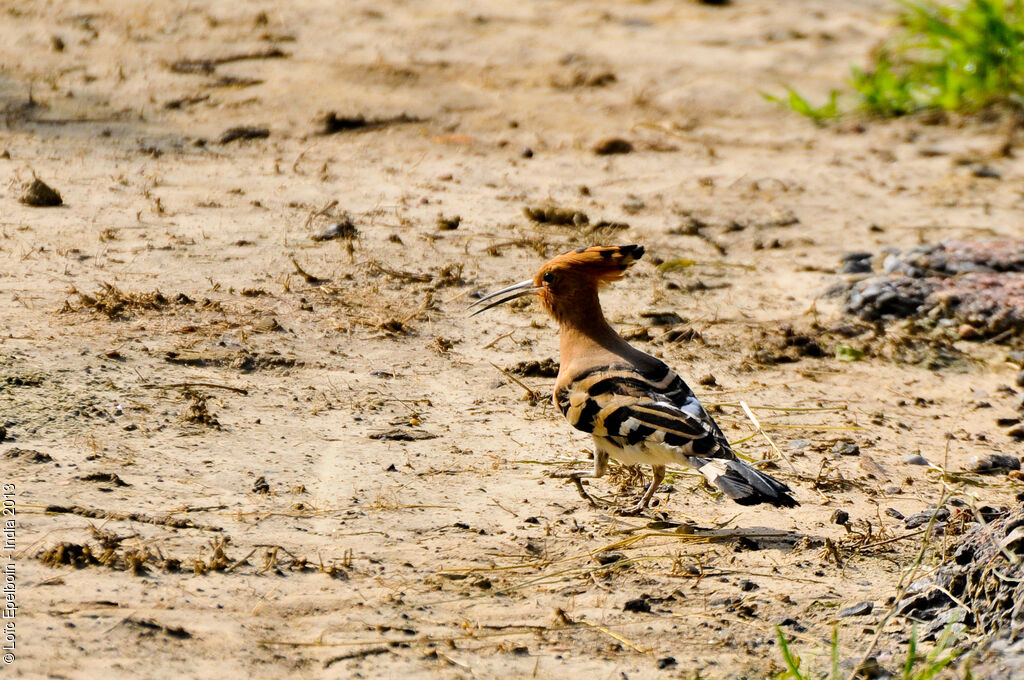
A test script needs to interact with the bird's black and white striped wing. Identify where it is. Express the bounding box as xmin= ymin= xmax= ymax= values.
xmin=554 ymin=362 xmax=732 ymax=458
xmin=554 ymin=361 xmax=799 ymax=507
